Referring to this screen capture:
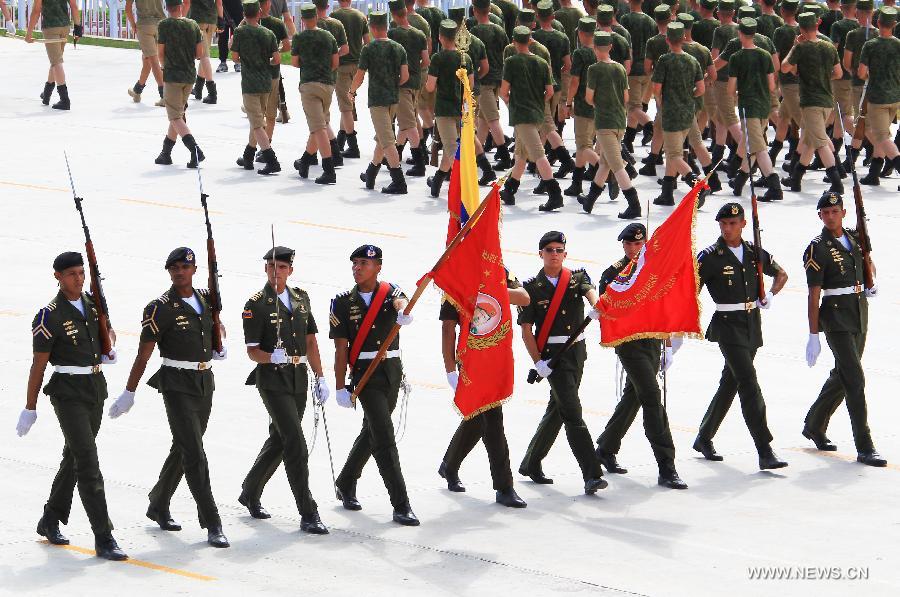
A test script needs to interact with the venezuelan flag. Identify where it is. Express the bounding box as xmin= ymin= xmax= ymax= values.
xmin=446 ymin=64 xmax=481 ymax=245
